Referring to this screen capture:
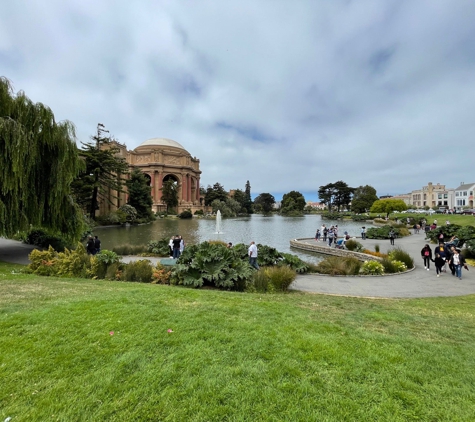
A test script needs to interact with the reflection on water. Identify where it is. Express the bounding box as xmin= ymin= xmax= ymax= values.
xmin=95 ymin=215 xmax=371 ymax=263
